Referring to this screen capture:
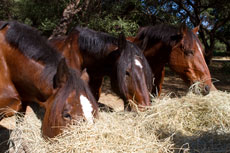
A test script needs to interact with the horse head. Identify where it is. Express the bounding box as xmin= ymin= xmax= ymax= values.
xmin=169 ymin=24 xmax=216 ymax=95
xmin=114 ymin=33 xmax=153 ymax=111
xmin=41 ymin=59 xmax=98 ymax=138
